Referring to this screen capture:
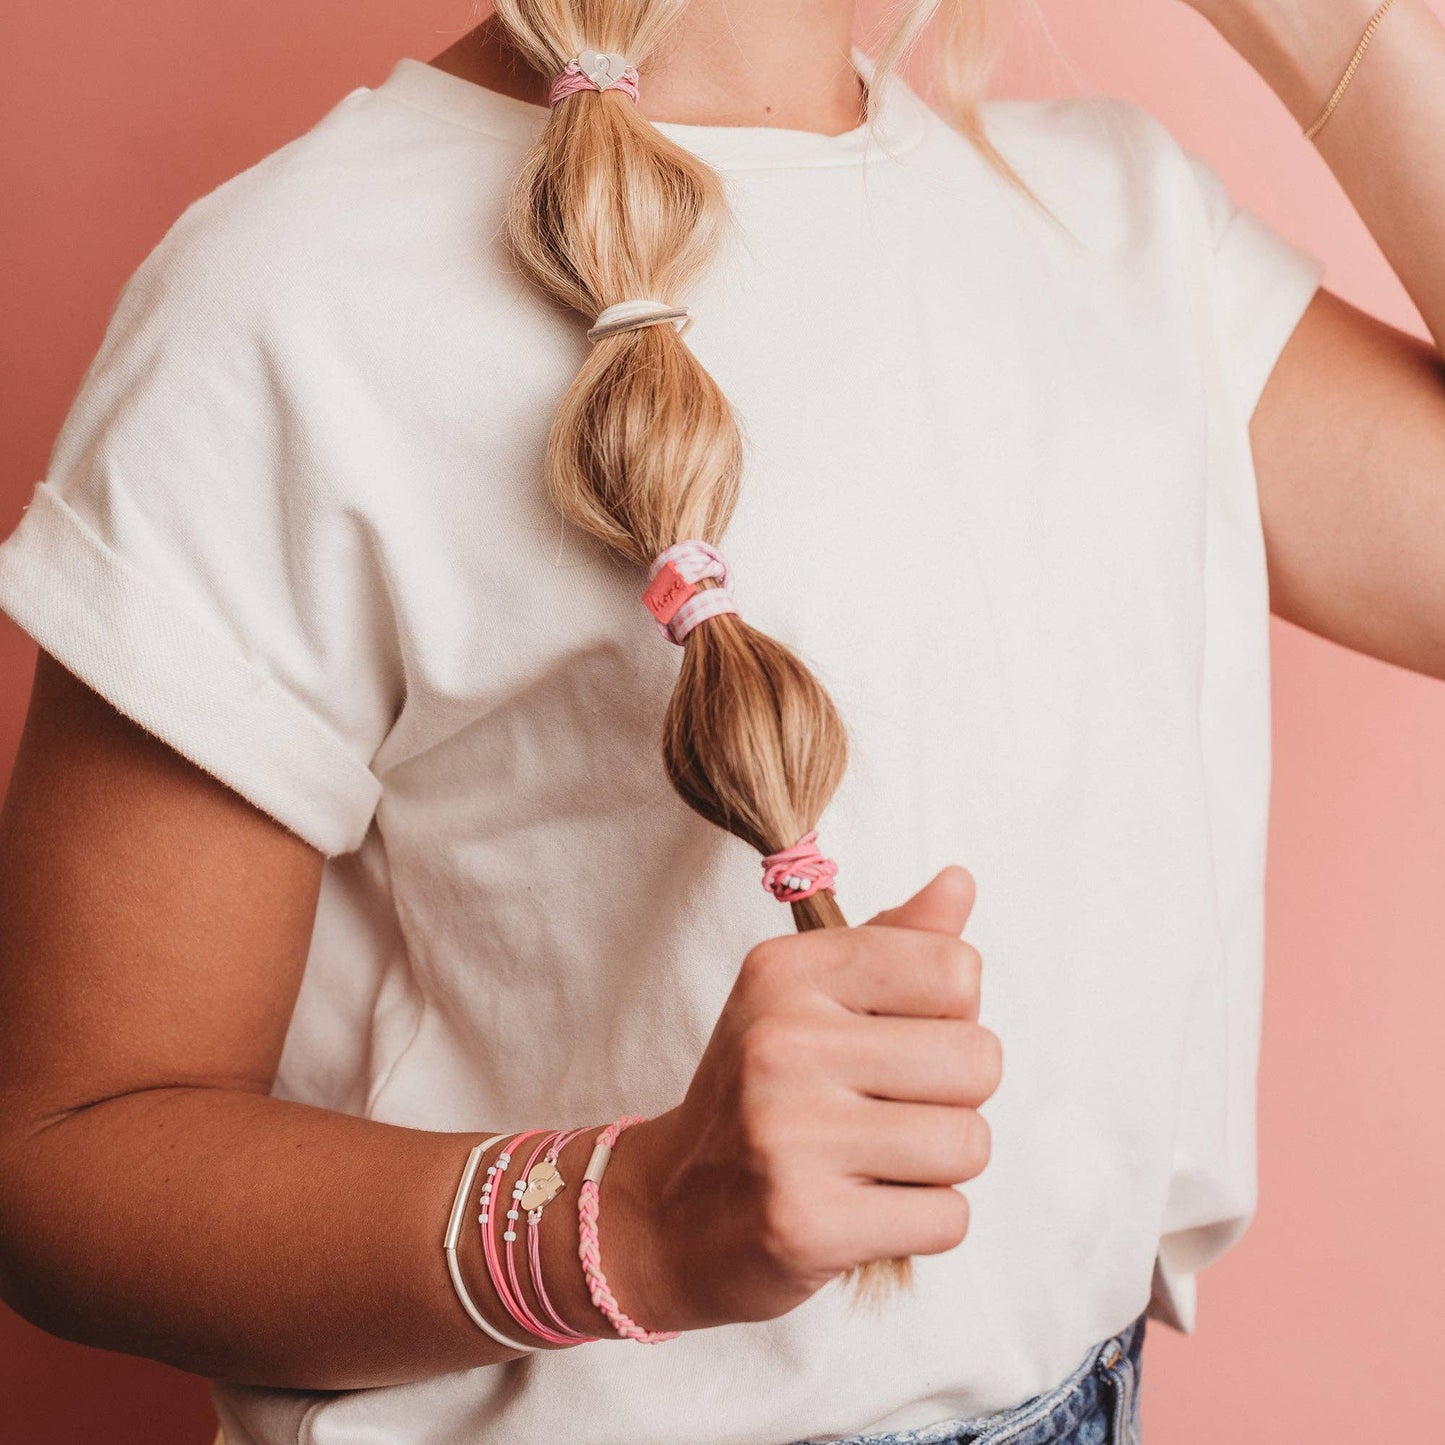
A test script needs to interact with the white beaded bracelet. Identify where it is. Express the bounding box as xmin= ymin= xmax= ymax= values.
xmin=443 ymin=1133 xmax=540 ymax=1354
